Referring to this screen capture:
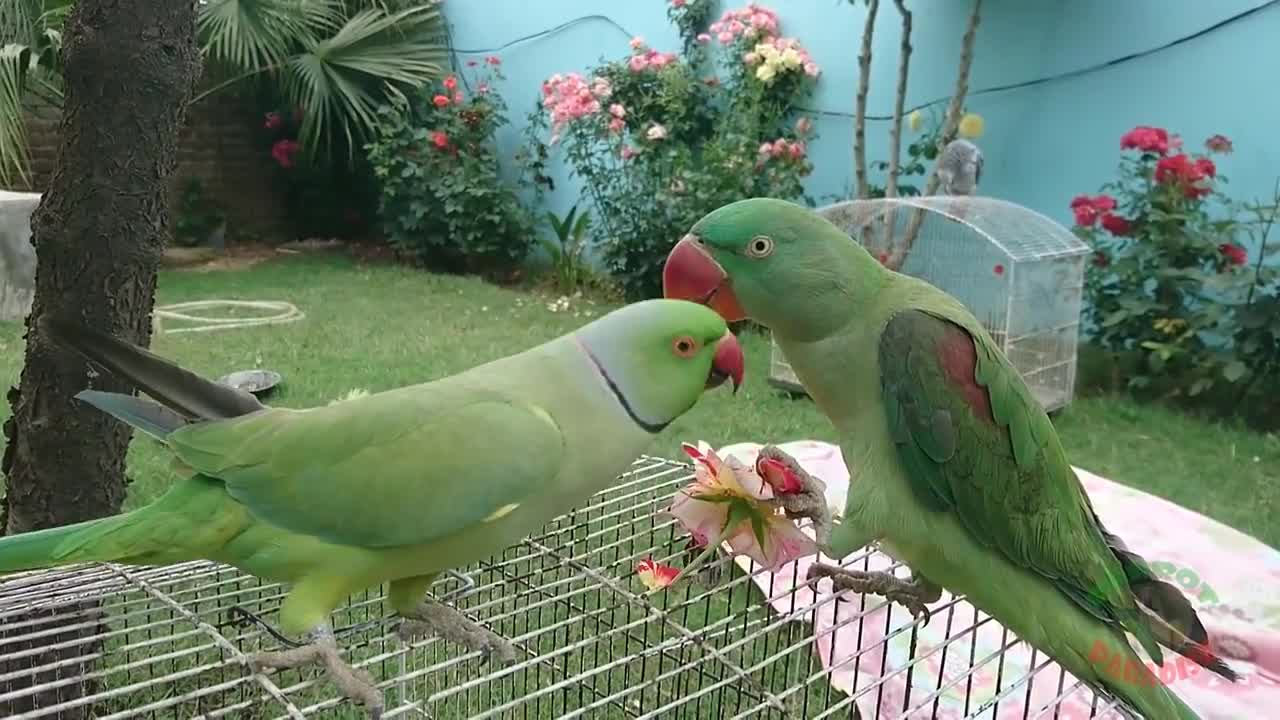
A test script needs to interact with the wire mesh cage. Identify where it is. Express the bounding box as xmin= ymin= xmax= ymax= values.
xmin=0 ymin=456 xmax=1130 ymax=719
xmin=768 ymin=197 xmax=1090 ymax=414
